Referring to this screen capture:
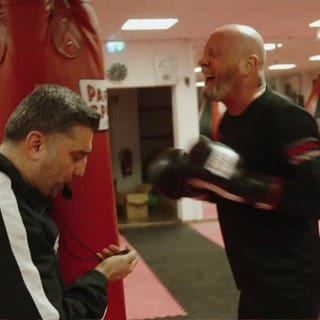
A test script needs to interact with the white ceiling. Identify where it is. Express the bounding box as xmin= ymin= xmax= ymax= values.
xmin=92 ymin=0 xmax=320 ymax=77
